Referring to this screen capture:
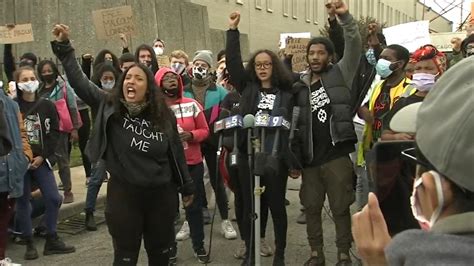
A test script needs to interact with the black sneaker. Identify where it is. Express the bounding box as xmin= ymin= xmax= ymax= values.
xmin=24 ymin=237 xmax=39 ymax=260
xmin=169 ymin=244 xmax=177 ymax=265
xmin=303 ymin=254 xmax=325 ymax=266
xmin=43 ymin=233 xmax=76 ymax=255
xmin=33 ymin=226 xmax=47 ymax=238
xmin=296 ymin=211 xmax=306 ymax=224
xmin=336 ymin=252 xmax=352 ymax=266
xmin=194 ymin=247 xmax=210 ymax=264
xmin=85 ymin=212 xmax=97 ymax=231
xmin=273 ymin=253 xmax=285 ymax=266
xmin=202 ymin=208 xmax=211 ymax=225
